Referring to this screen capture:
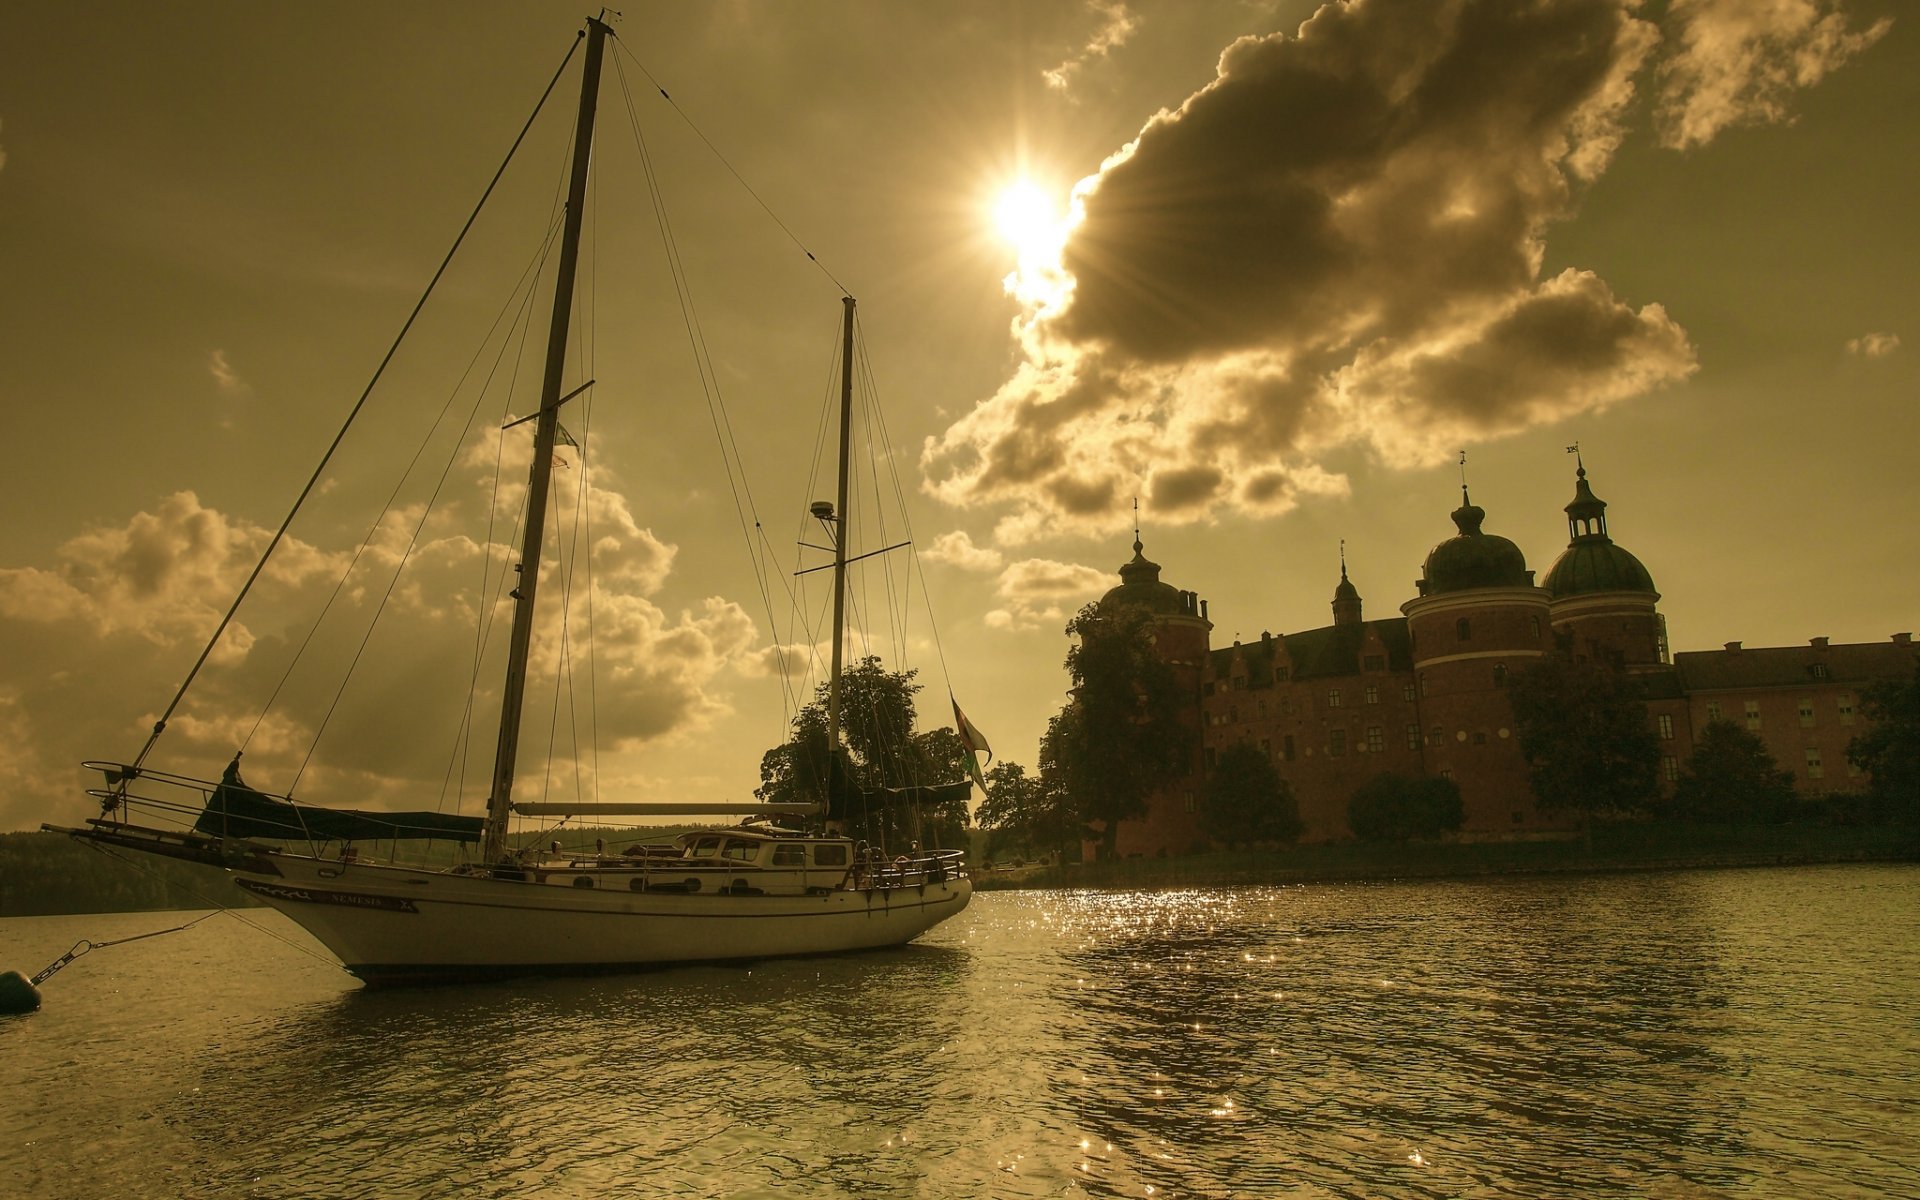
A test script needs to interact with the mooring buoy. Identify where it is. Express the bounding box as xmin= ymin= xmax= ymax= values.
xmin=0 ymin=969 xmax=42 ymax=1015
